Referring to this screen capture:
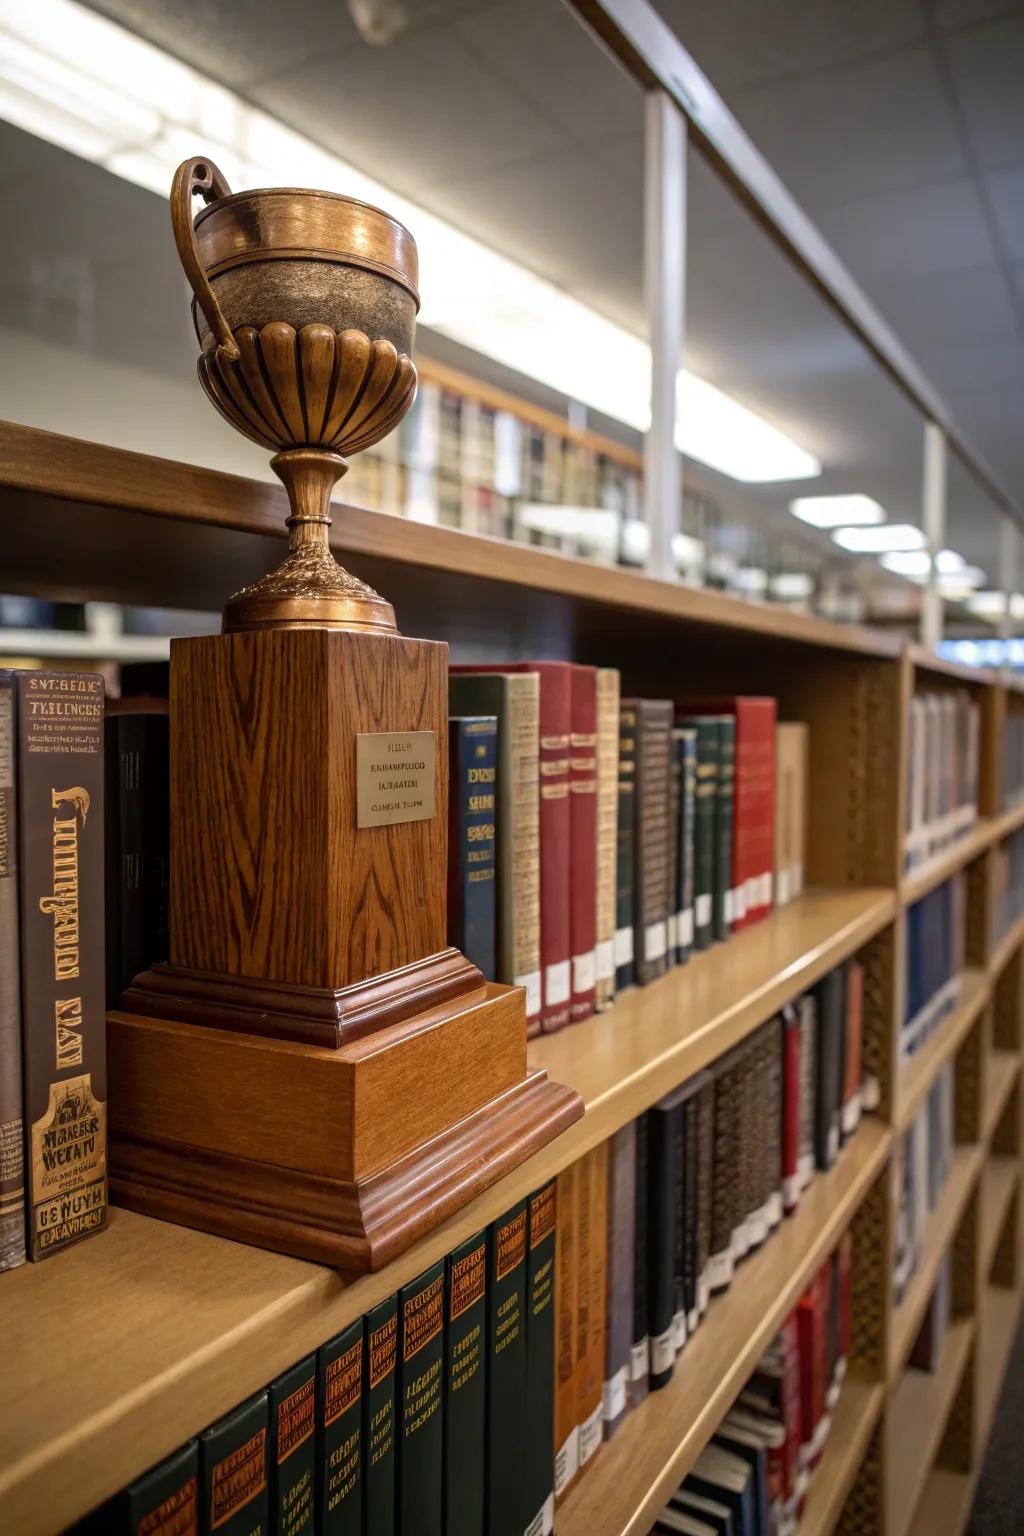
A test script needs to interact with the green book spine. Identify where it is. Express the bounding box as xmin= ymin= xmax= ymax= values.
xmin=713 ymin=717 xmax=735 ymax=942
xmin=444 ymin=1231 xmax=487 ymax=1536
xmin=525 ymin=1182 xmax=557 ymax=1535
xmin=199 ymin=1390 xmax=269 ymax=1536
xmin=112 ymin=1439 xmax=198 ymax=1535
xmin=486 ymin=1201 xmax=528 ymax=1536
xmin=398 ymin=1262 xmax=445 ymax=1536
xmin=270 ymin=1356 xmax=315 ymax=1536
xmin=363 ymin=1295 xmax=398 ymax=1536
xmin=680 ymin=717 xmax=718 ymax=951
xmin=317 ymin=1319 xmax=363 ymax=1535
